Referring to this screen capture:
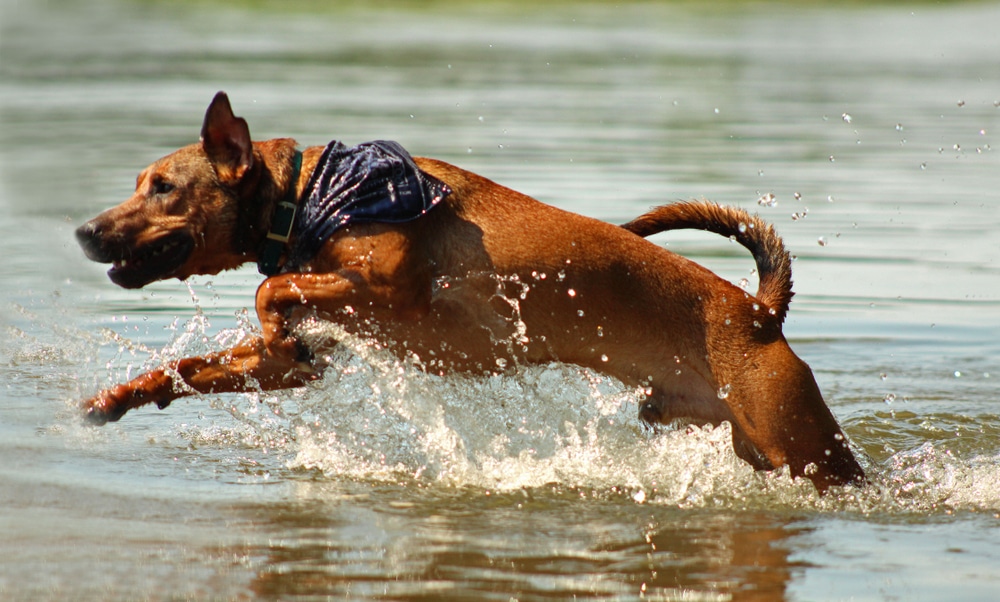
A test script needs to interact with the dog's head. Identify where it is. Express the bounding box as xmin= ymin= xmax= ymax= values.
xmin=76 ymin=92 xmax=269 ymax=289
